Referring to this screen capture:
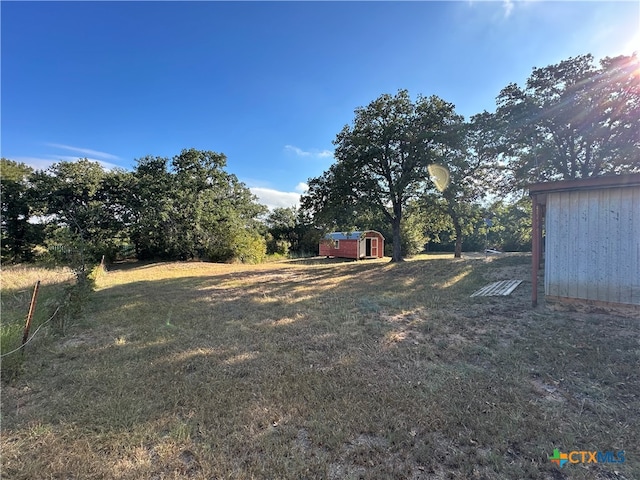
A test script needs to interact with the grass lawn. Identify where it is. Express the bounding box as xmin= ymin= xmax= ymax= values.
xmin=0 ymin=266 xmax=75 ymax=381
xmin=1 ymin=254 xmax=638 ymax=479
